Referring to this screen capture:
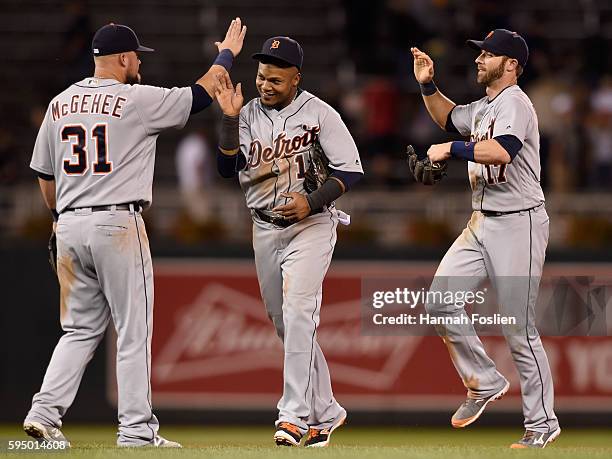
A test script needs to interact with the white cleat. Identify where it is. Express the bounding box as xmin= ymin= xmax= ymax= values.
xmin=23 ymin=421 xmax=71 ymax=448
xmin=150 ymin=435 xmax=182 ymax=448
